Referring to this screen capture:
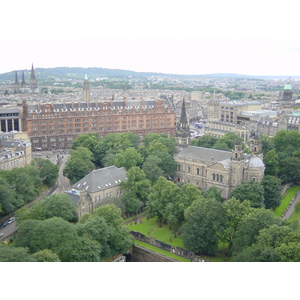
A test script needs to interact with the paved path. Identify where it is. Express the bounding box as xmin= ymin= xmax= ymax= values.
xmin=282 ymin=190 xmax=300 ymax=220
